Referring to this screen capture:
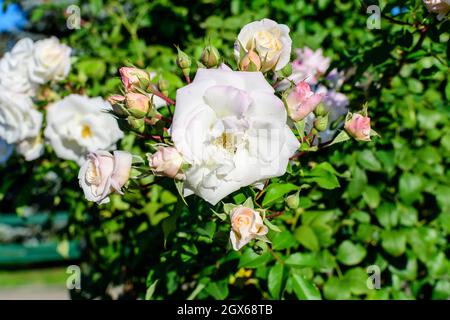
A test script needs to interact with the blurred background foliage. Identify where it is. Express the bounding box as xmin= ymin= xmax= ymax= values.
xmin=0 ymin=0 xmax=449 ymax=300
